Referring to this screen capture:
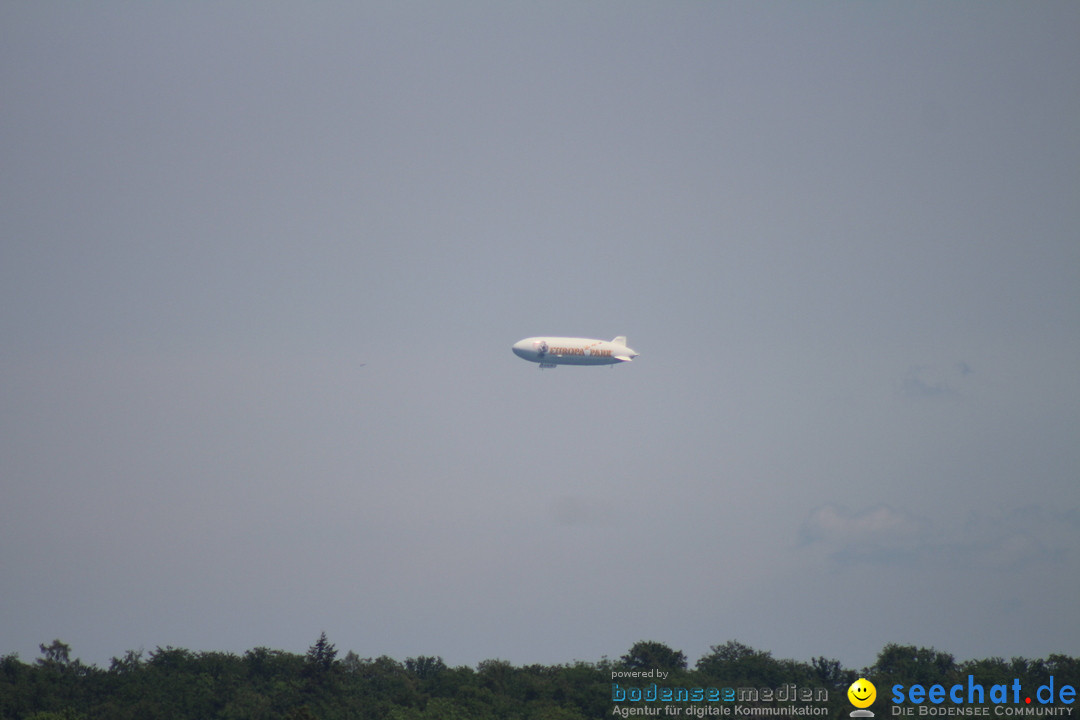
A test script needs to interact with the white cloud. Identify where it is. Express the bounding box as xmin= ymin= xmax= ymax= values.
xmin=950 ymin=505 xmax=1080 ymax=569
xmin=800 ymin=503 xmax=1080 ymax=570
xmin=897 ymin=363 xmax=972 ymax=399
xmin=799 ymin=504 xmax=931 ymax=563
